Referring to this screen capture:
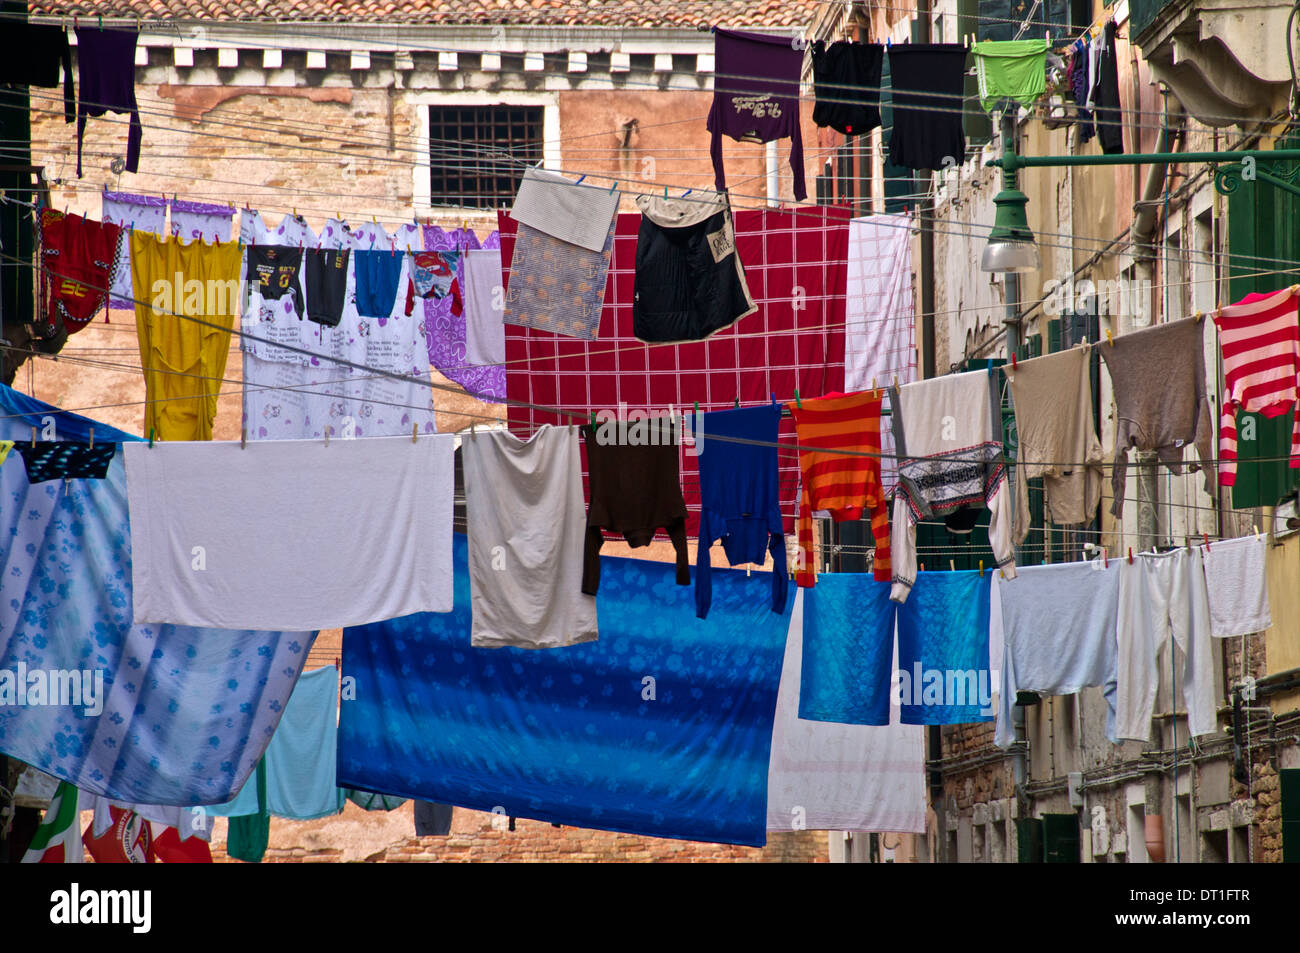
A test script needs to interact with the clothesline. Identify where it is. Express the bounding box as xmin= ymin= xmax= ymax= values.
xmin=10 ymin=242 xmax=1300 ymax=474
